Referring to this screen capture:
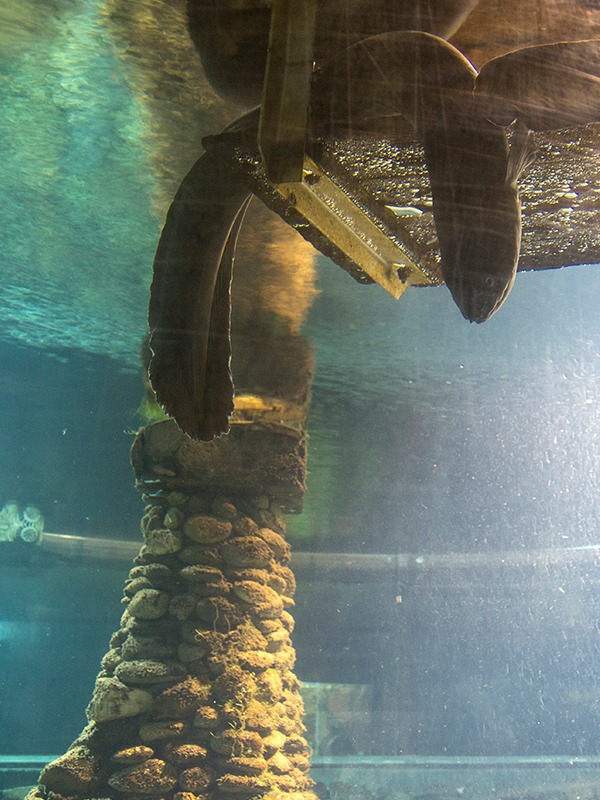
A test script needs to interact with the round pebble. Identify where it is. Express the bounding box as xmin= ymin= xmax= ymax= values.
xmin=124 ymin=577 xmax=152 ymax=598
xmin=111 ymin=746 xmax=155 ymax=765
xmin=169 ymin=593 xmax=197 ymax=621
xmin=127 ymin=589 xmax=170 ymax=619
xmin=166 ymin=491 xmax=187 ymax=507
xmin=211 ymin=497 xmax=237 ymax=521
xmin=143 ymin=563 xmax=173 ymax=589
xmin=108 ymin=759 xmax=177 ymax=794
xmin=180 ymin=565 xmax=224 ymax=583
xmin=178 ymin=765 xmax=215 ymax=793
xmin=139 ymin=721 xmax=186 ymax=743
xmin=86 ymin=677 xmax=154 ymax=722
xmin=233 ymin=581 xmax=280 ymax=606
xmin=232 ymin=516 xmax=259 ymax=537
xmin=120 ymin=634 xmax=177 ymax=661
xmin=115 ymin=659 xmax=188 ymax=685
xmin=258 ymin=527 xmax=291 ymax=562
xmin=183 ymin=515 xmax=232 ymax=545
xmin=38 ymin=746 xmax=102 ymax=795
xmin=193 ymin=706 xmax=219 ymax=729
xmin=217 ymin=756 xmax=268 ymax=776
xmin=145 ymin=528 xmax=183 ymax=555
xmin=164 ymin=507 xmax=185 ymax=530
xmin=269 ymin=751 xmax=293 ymax=774
xmin=163 ymin=743 xmax=208 ymax=765
xmin=217 ymin=774 xmax=270 ymax=794
xmin=220 ymin=536 xmax=272 ymax=568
